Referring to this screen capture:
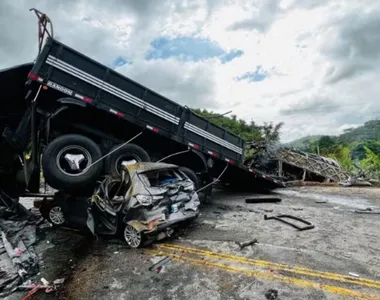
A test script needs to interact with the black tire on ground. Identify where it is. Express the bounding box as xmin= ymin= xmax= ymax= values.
xmin=179 ymin=167 xmax=200 ymax=190
xmin=105 ymin=143 xmax=150 ymax=177
xmin=42 ymin=134 xmax=103 ymax=190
